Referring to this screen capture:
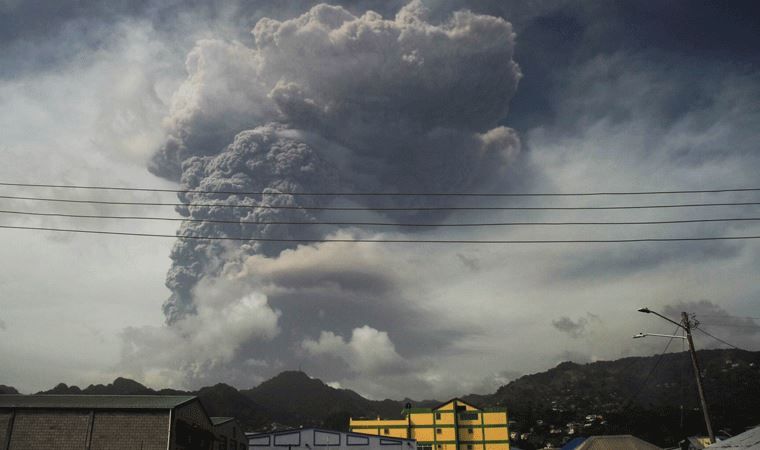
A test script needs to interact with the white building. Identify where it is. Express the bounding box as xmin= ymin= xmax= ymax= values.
xmin=247 ymin=428 xmax=416 ymax=450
